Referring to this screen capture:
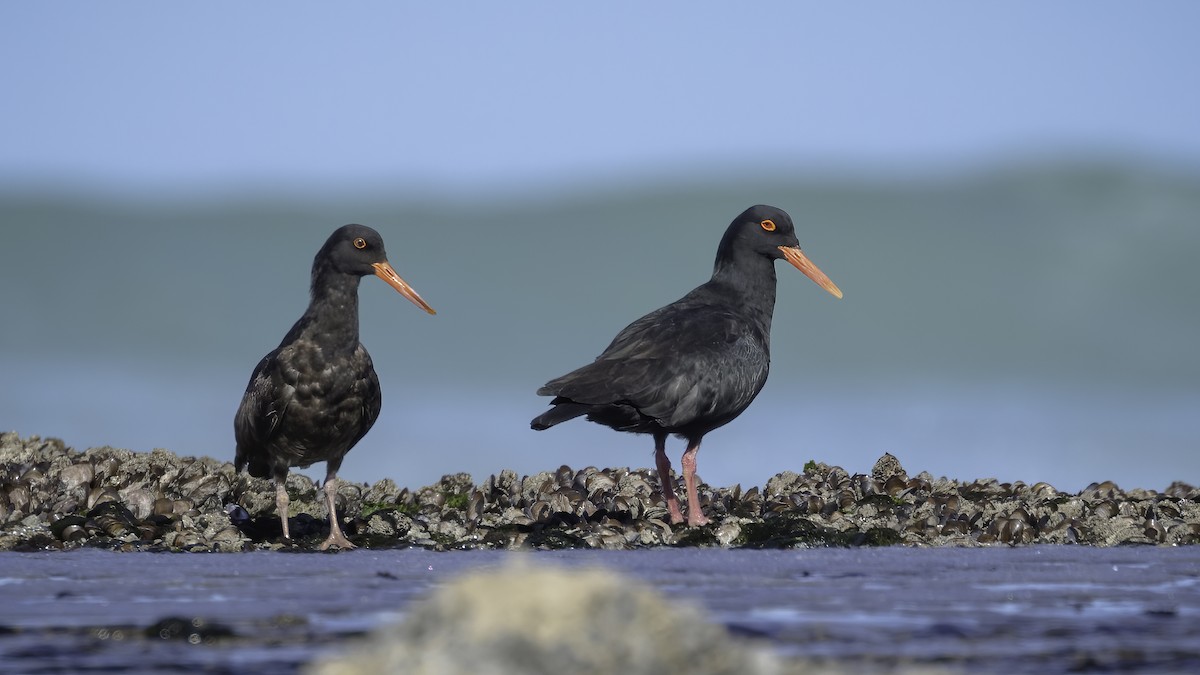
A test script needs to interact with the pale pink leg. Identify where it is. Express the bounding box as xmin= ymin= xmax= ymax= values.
xmin=653 ymin=433 xmax=685 ymax=525
xmin=318 ymin=473 xmax=356 ymax=550
xmin=681 ymin=439 xmax=710 ymax=527
xmin=274 ymin=479 xmax=291 ymax=541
